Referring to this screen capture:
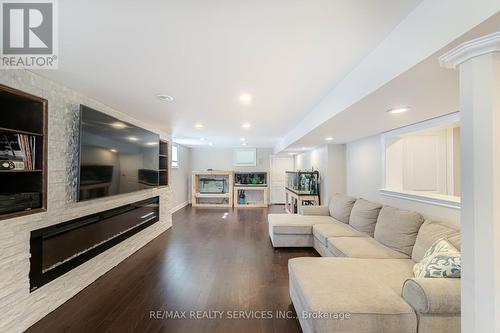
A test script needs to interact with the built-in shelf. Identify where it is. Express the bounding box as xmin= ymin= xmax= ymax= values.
xmin=158 ymin=140 xmax=168 ymax=186
xmin=0 ymin=83 xmax=48 ymax=221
